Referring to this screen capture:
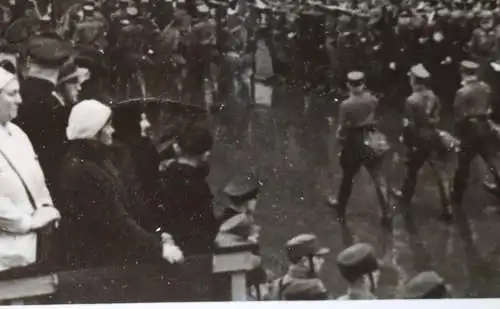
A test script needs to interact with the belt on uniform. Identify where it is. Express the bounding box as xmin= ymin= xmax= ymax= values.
xmin=464 ymin=114 xmax=489 ymax=122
